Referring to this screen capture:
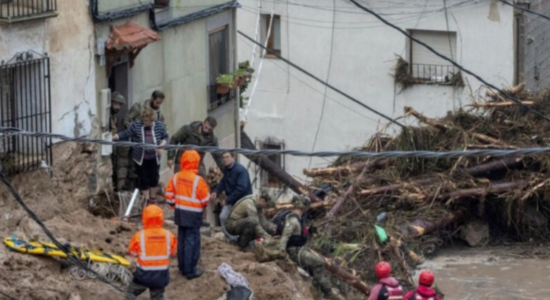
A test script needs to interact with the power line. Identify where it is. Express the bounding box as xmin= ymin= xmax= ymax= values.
xmin=0 ymin=171 xmax=146 ymax=299
xmin=347 ymin=0 xmax=550 ymax=122
xmin=237 ymin=35 xmax=380 ymax=123
xmin=237 ymin=31 xmax=405 ymax=128
xmin=0 ymin=290 xmax=16 ymax=300
xmin=498 ymin=0 xmax=550 ymax=23
xmin=3 ymin=127 xmax=550 ymax=159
